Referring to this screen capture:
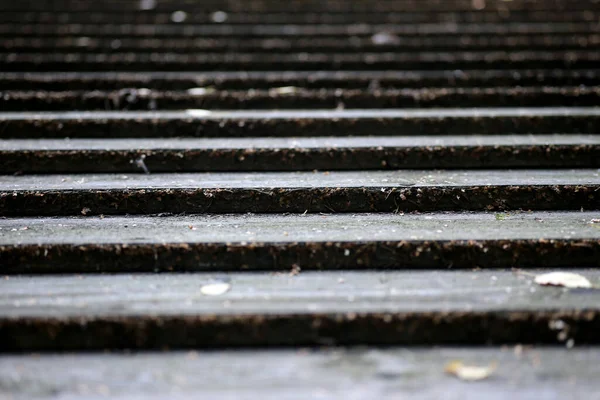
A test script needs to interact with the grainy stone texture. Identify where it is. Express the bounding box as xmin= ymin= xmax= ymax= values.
xmin=3 ymin=87 xmax=600 ymax=111
xmin=1 ymin=135 xmax=598 ymax=173
xmin=1 ymin=211 xmax=599 ymax=273
xmin=1 ymin=169 xmax=598 ymax=215
xmin=3 ymin=108 xmax=599 ymax=138
xmin=1 ymin=270 xmax=600 ymax=350
xmin=2 ymin=70 xmax=598 ymax=90
xmin=1 ymin=347 xmax=600 ymax=399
